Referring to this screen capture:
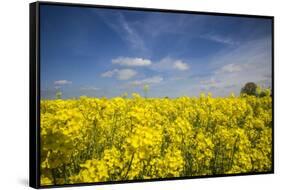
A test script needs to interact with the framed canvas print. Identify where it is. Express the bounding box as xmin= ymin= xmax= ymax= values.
xmin=29 ymin=1 xmax=274 ymax=188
